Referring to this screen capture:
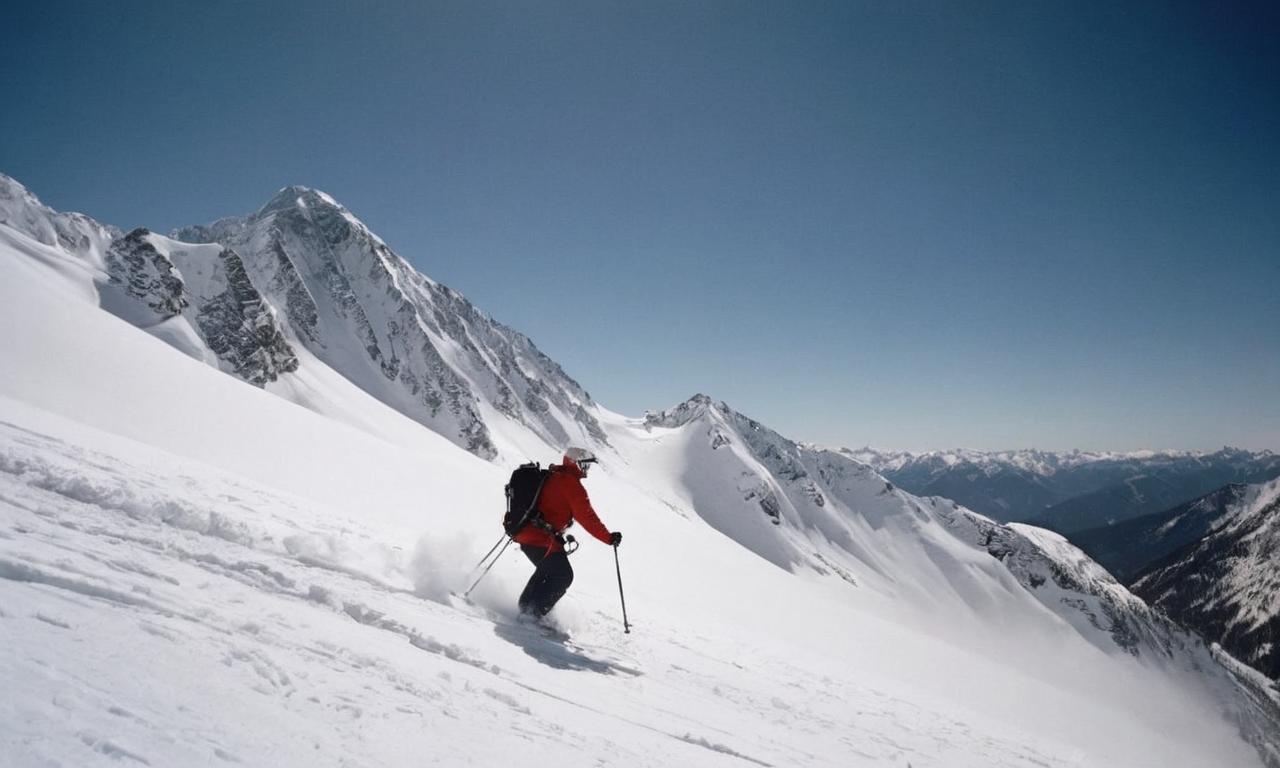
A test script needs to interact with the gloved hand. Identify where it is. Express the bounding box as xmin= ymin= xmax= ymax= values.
xmin=609 ymin=531 xmax=622 ymax=547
